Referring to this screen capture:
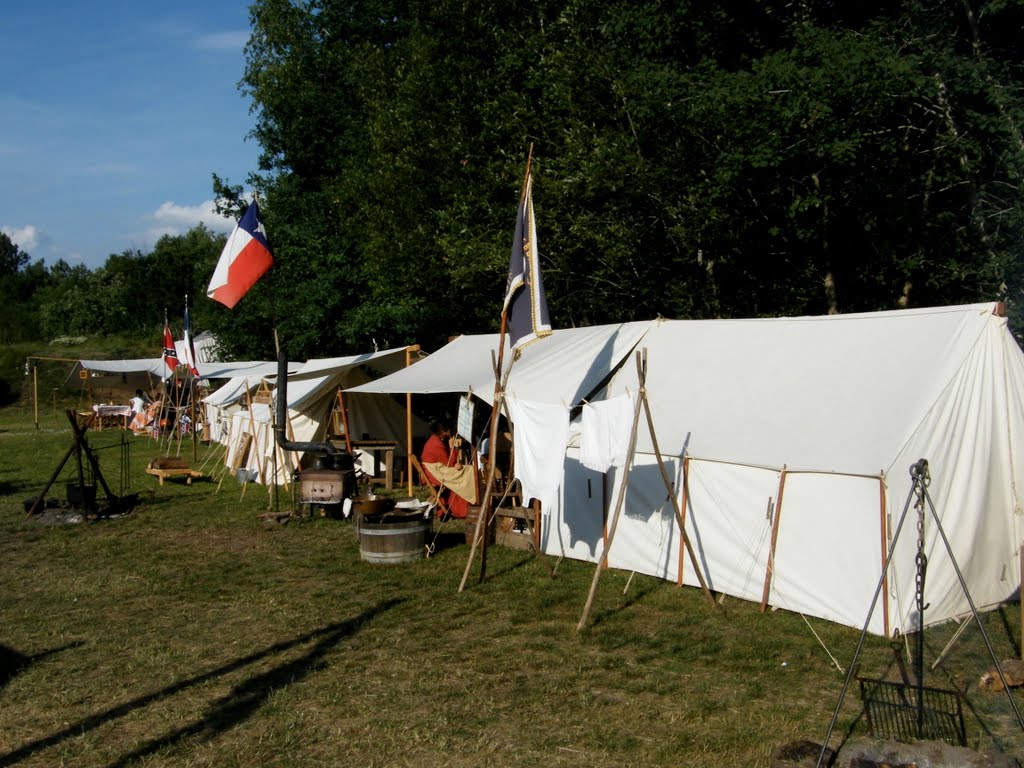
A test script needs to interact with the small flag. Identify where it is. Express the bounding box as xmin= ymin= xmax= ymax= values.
xmin=207 ymin=199 xmax=274 ymax=309
xmin=182 ymin=302 xmax=200 ymax=376
xmin=503 ymin=169 xmax=551 ymax=356
xmin=162 ymin=315 xmax=179 ymax=375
